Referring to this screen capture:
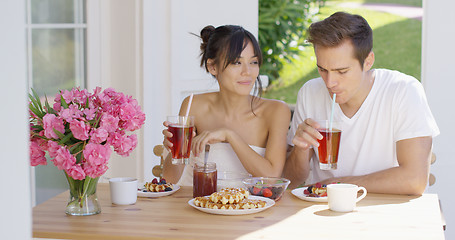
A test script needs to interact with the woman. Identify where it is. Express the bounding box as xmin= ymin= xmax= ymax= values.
xmin=162 ymin=25 xmax=291 ymax=185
